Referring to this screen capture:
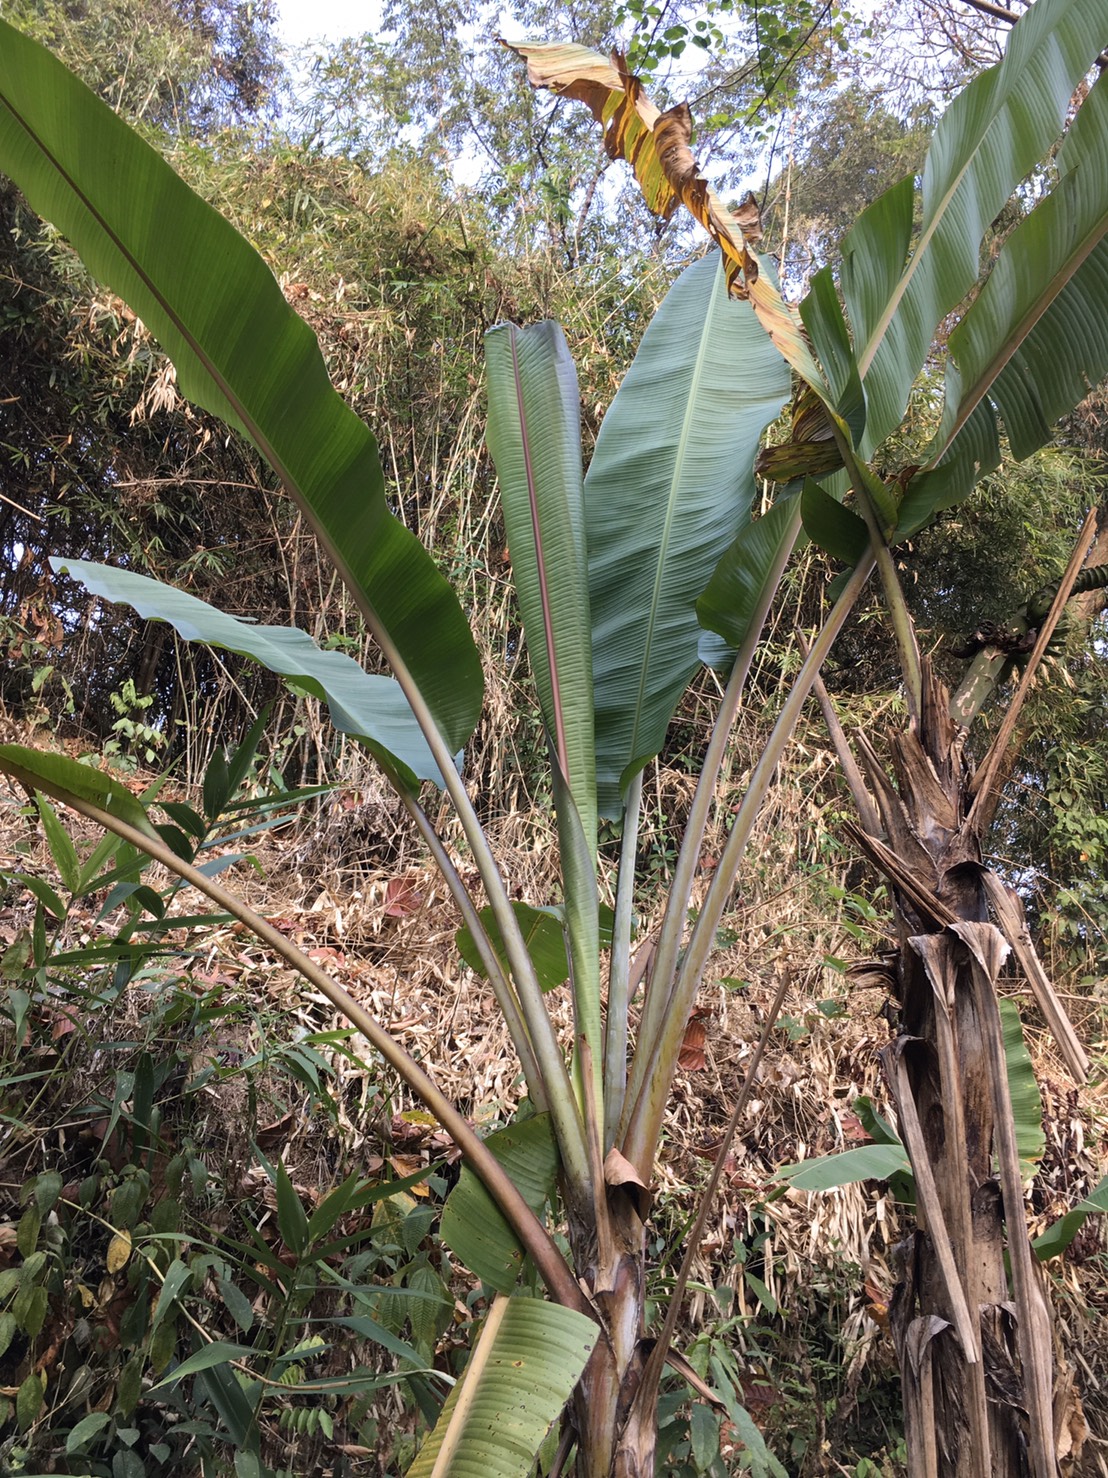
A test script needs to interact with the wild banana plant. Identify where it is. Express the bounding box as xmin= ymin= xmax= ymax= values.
xmin=1 ymin=1 xmax=1107 ymax=1474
